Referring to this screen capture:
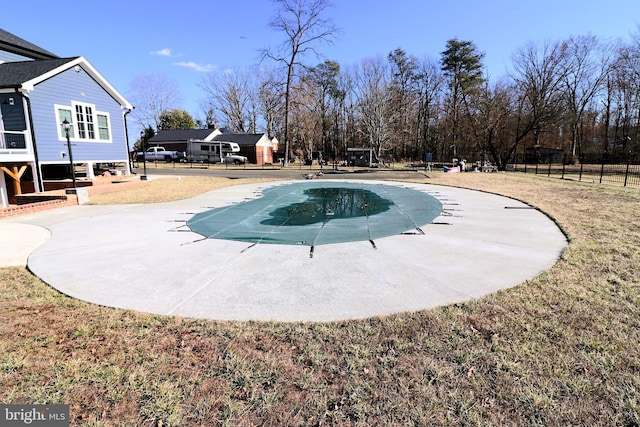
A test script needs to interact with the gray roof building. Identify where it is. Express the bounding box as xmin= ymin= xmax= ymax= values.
xmin=0 ymin=28 xmax=58 ymax=59
xmin=148 ymin=129 xmax=217 ymax=144
xmin=211 ymin=132 xmax=266 ymax=146
xmin=0 ymin=57 xmax=78 ymax=88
